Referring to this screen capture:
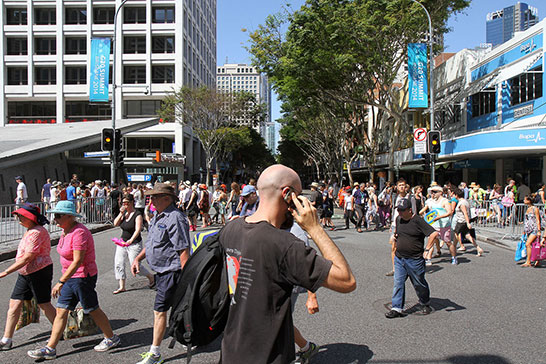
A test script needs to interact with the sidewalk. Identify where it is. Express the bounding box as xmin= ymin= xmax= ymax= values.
xmin=0 ymin=223 xmax=113 ymax=262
